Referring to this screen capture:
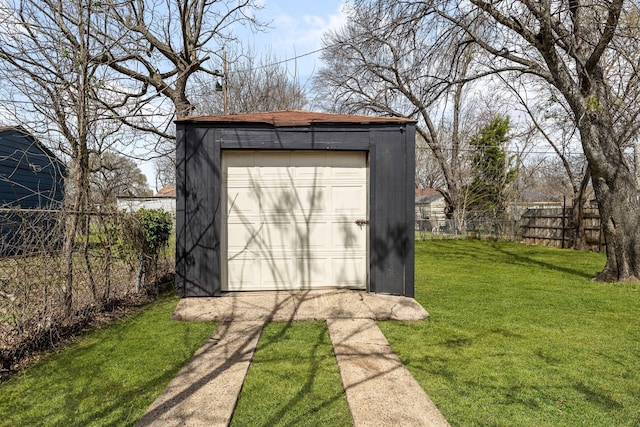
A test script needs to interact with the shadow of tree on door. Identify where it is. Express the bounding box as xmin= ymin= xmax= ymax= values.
xmin=224 ymin=151 xmax=367 ymax=291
